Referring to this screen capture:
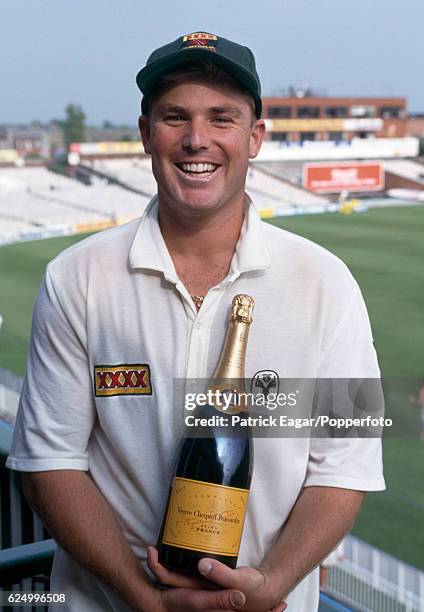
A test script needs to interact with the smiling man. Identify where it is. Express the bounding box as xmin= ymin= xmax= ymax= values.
xmin=137 ymin=64 xmax=265 ymax=304
xmin=7 ymin=32 xmax=384 ymax=612
xmin=140 ymin=79 xmax=261 ymax=215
